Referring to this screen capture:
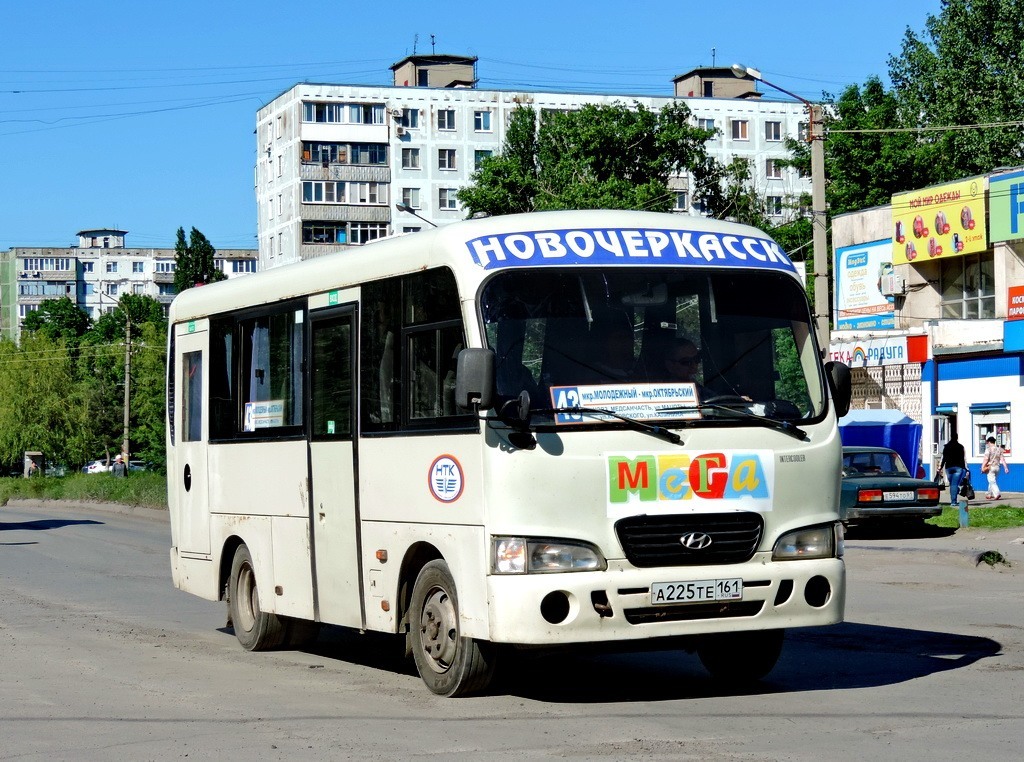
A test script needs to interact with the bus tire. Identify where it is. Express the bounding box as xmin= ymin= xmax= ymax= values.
xmin=409 ymin=559 xmax=495 ymax=697
xmin=697 ymin=629 xmax=784 ymax=684
xmin=227 ymin=544 xmax=287 ymax=651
